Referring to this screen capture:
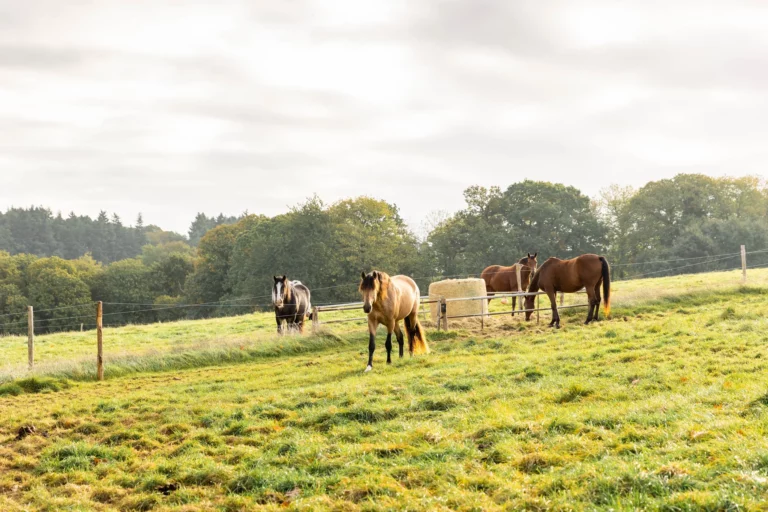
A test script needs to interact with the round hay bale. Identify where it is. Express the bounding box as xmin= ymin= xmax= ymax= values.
xmin=429 ymin=278 xmax=488 ymax=323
